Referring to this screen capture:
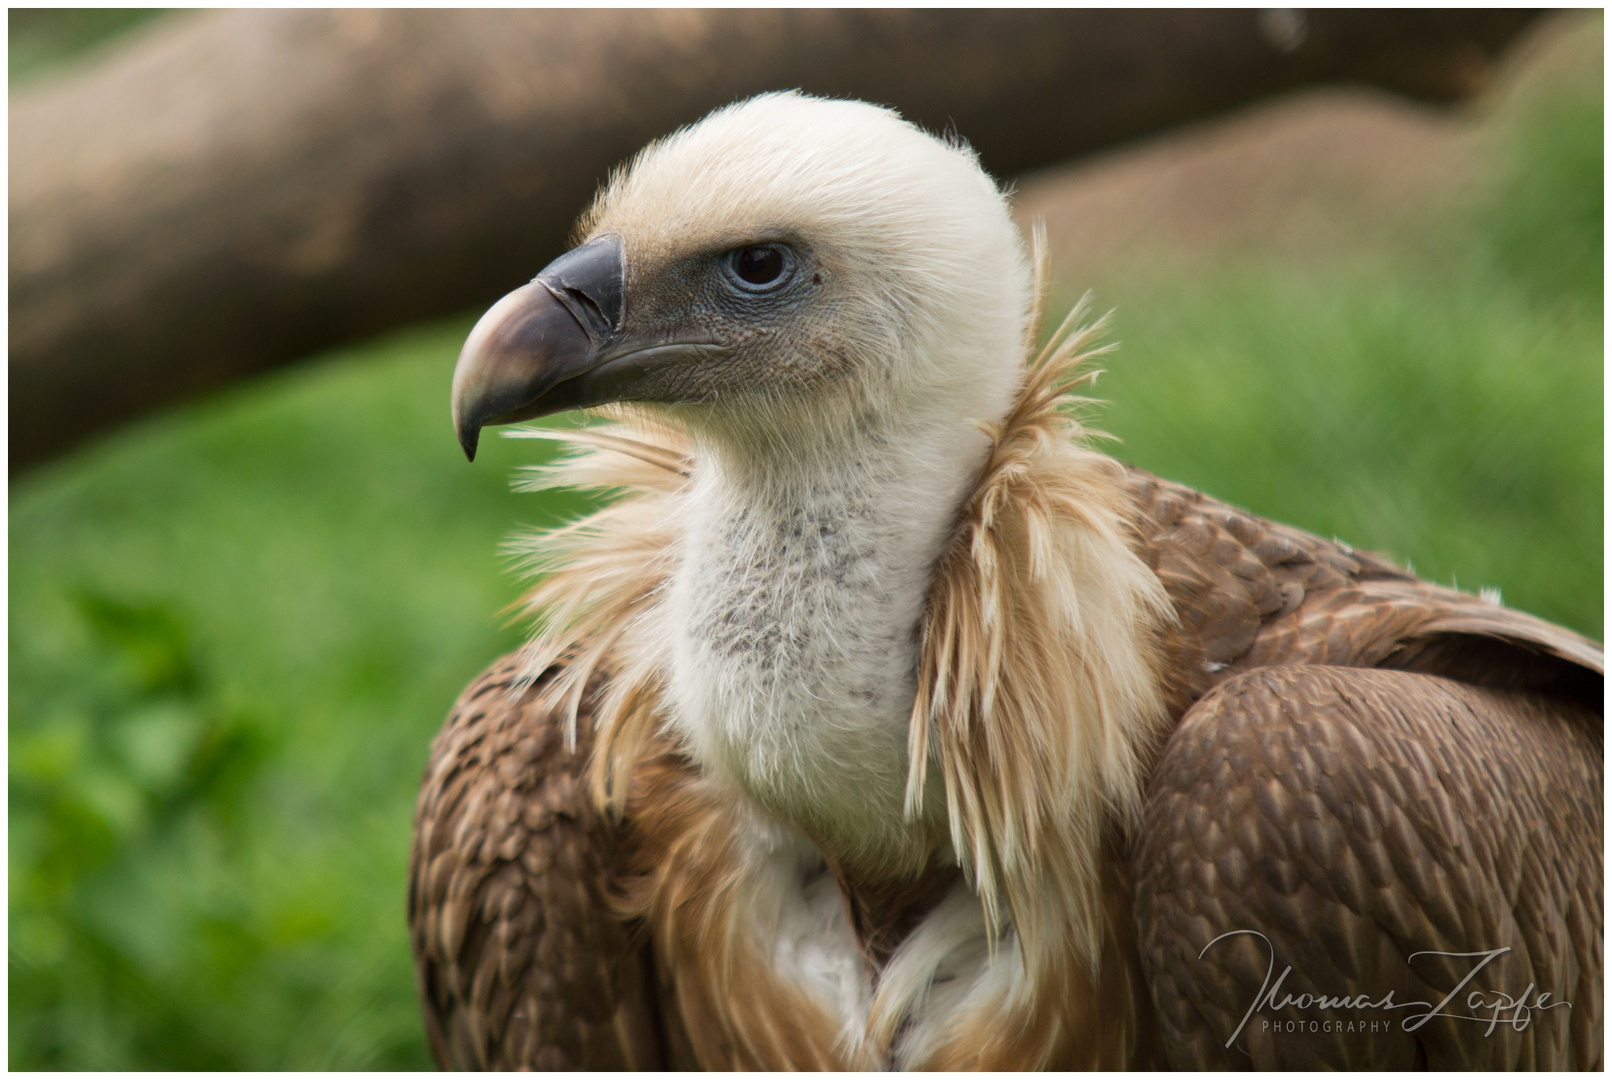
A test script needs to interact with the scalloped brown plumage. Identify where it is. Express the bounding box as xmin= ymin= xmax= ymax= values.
xmin=410 ymin=329 xmax=1602 ymax=1068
